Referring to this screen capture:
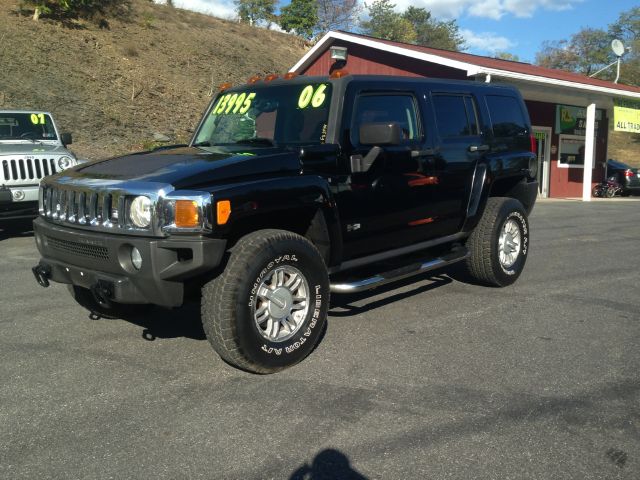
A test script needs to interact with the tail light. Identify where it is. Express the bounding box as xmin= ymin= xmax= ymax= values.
xmin=624 ymin=170 xmax=635 ymax=178
xmin=530 ymin=134 xmax=537 ymax=155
